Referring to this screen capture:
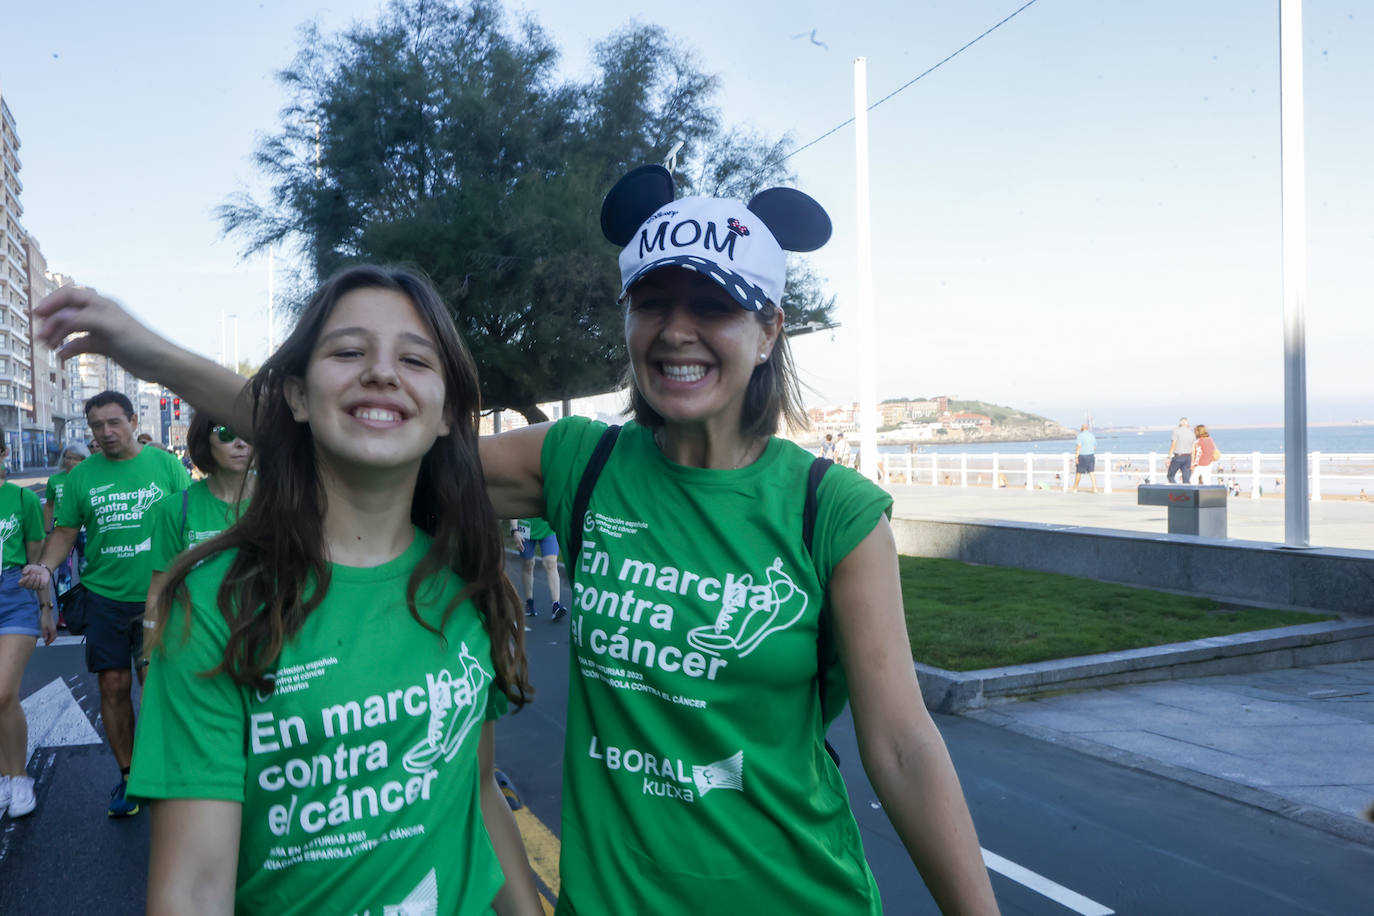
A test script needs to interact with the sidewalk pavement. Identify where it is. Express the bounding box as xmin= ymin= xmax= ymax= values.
xmin=963 ymin=660 xmax=1374 ymax=846
xmin=884 ymin=488 xmax=1374 ymax=846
